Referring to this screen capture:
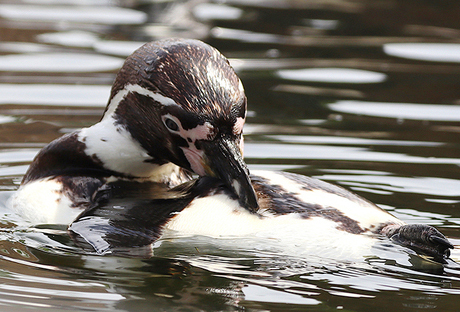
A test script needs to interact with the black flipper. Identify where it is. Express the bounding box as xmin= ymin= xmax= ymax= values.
xmin=382 ymin=224 xmax=454 ymax=262
xmin=69 ymin=196 xmax=195 ymax=257
xmin=68 ymin=177 xmax=224 ymax=257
